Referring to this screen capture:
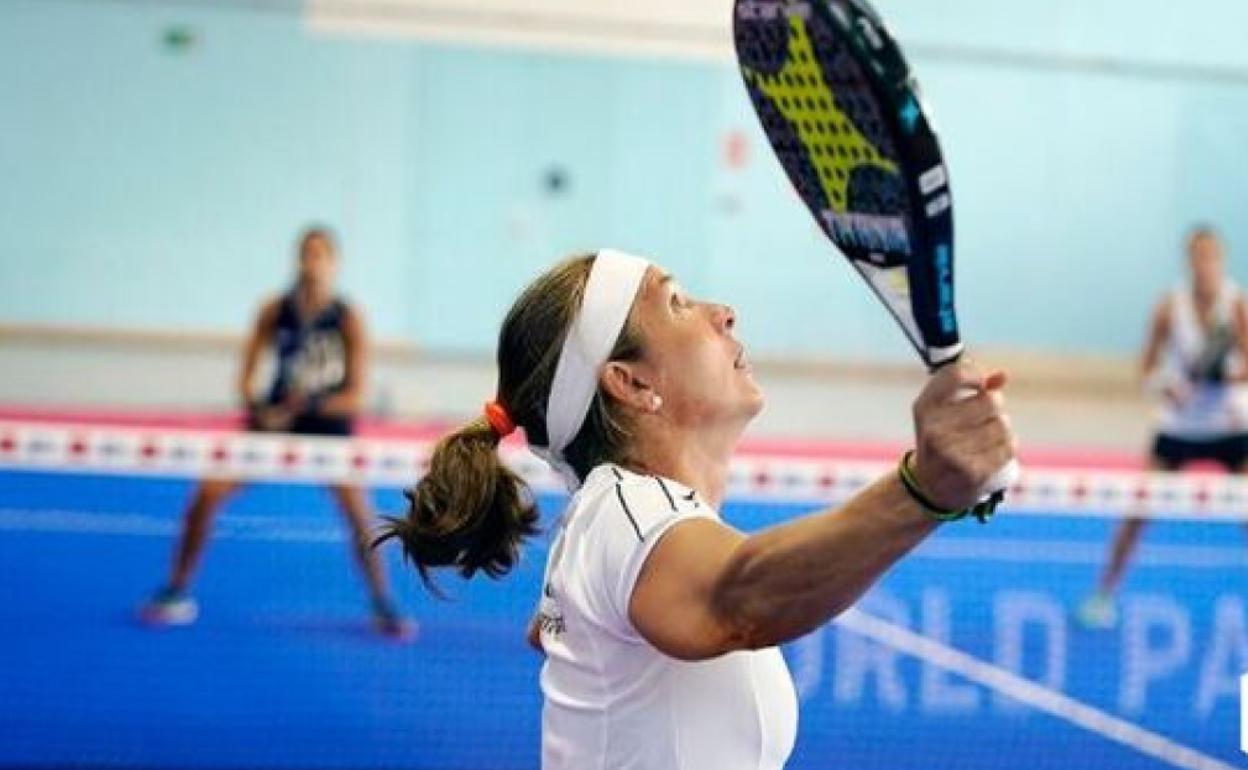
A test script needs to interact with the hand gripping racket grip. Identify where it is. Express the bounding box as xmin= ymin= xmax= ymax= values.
xmin=950 ymin=383 xmax=1021 ymax=507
